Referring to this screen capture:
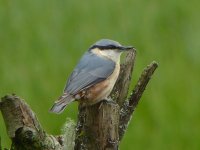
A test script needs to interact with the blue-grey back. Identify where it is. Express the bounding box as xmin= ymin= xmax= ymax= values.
xmin=64 ymin=51 xmax=115 ymax=94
